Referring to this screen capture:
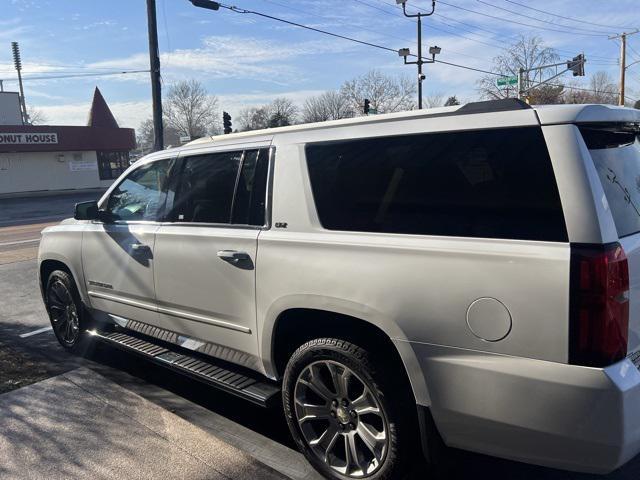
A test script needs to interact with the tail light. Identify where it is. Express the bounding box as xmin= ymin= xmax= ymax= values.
xmin=569 ymin=243 xmax=629 ymax=367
